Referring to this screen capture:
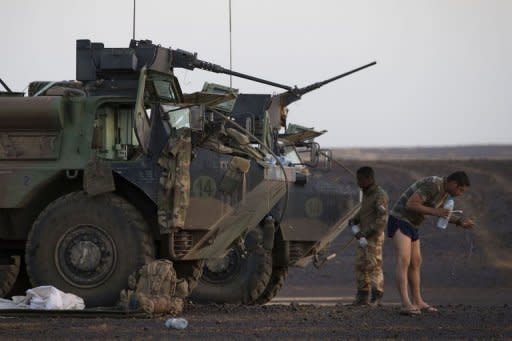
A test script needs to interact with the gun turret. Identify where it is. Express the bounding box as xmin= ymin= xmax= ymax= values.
xmin=76 ymin=39 xmax=292 ymax=92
